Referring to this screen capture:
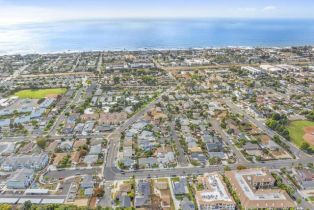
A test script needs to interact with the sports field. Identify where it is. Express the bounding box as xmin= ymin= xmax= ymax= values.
xmin=14 ymin=88 xmax=67 ymax=99
xmin=287 ymin=120 xmax=314 ymax=149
